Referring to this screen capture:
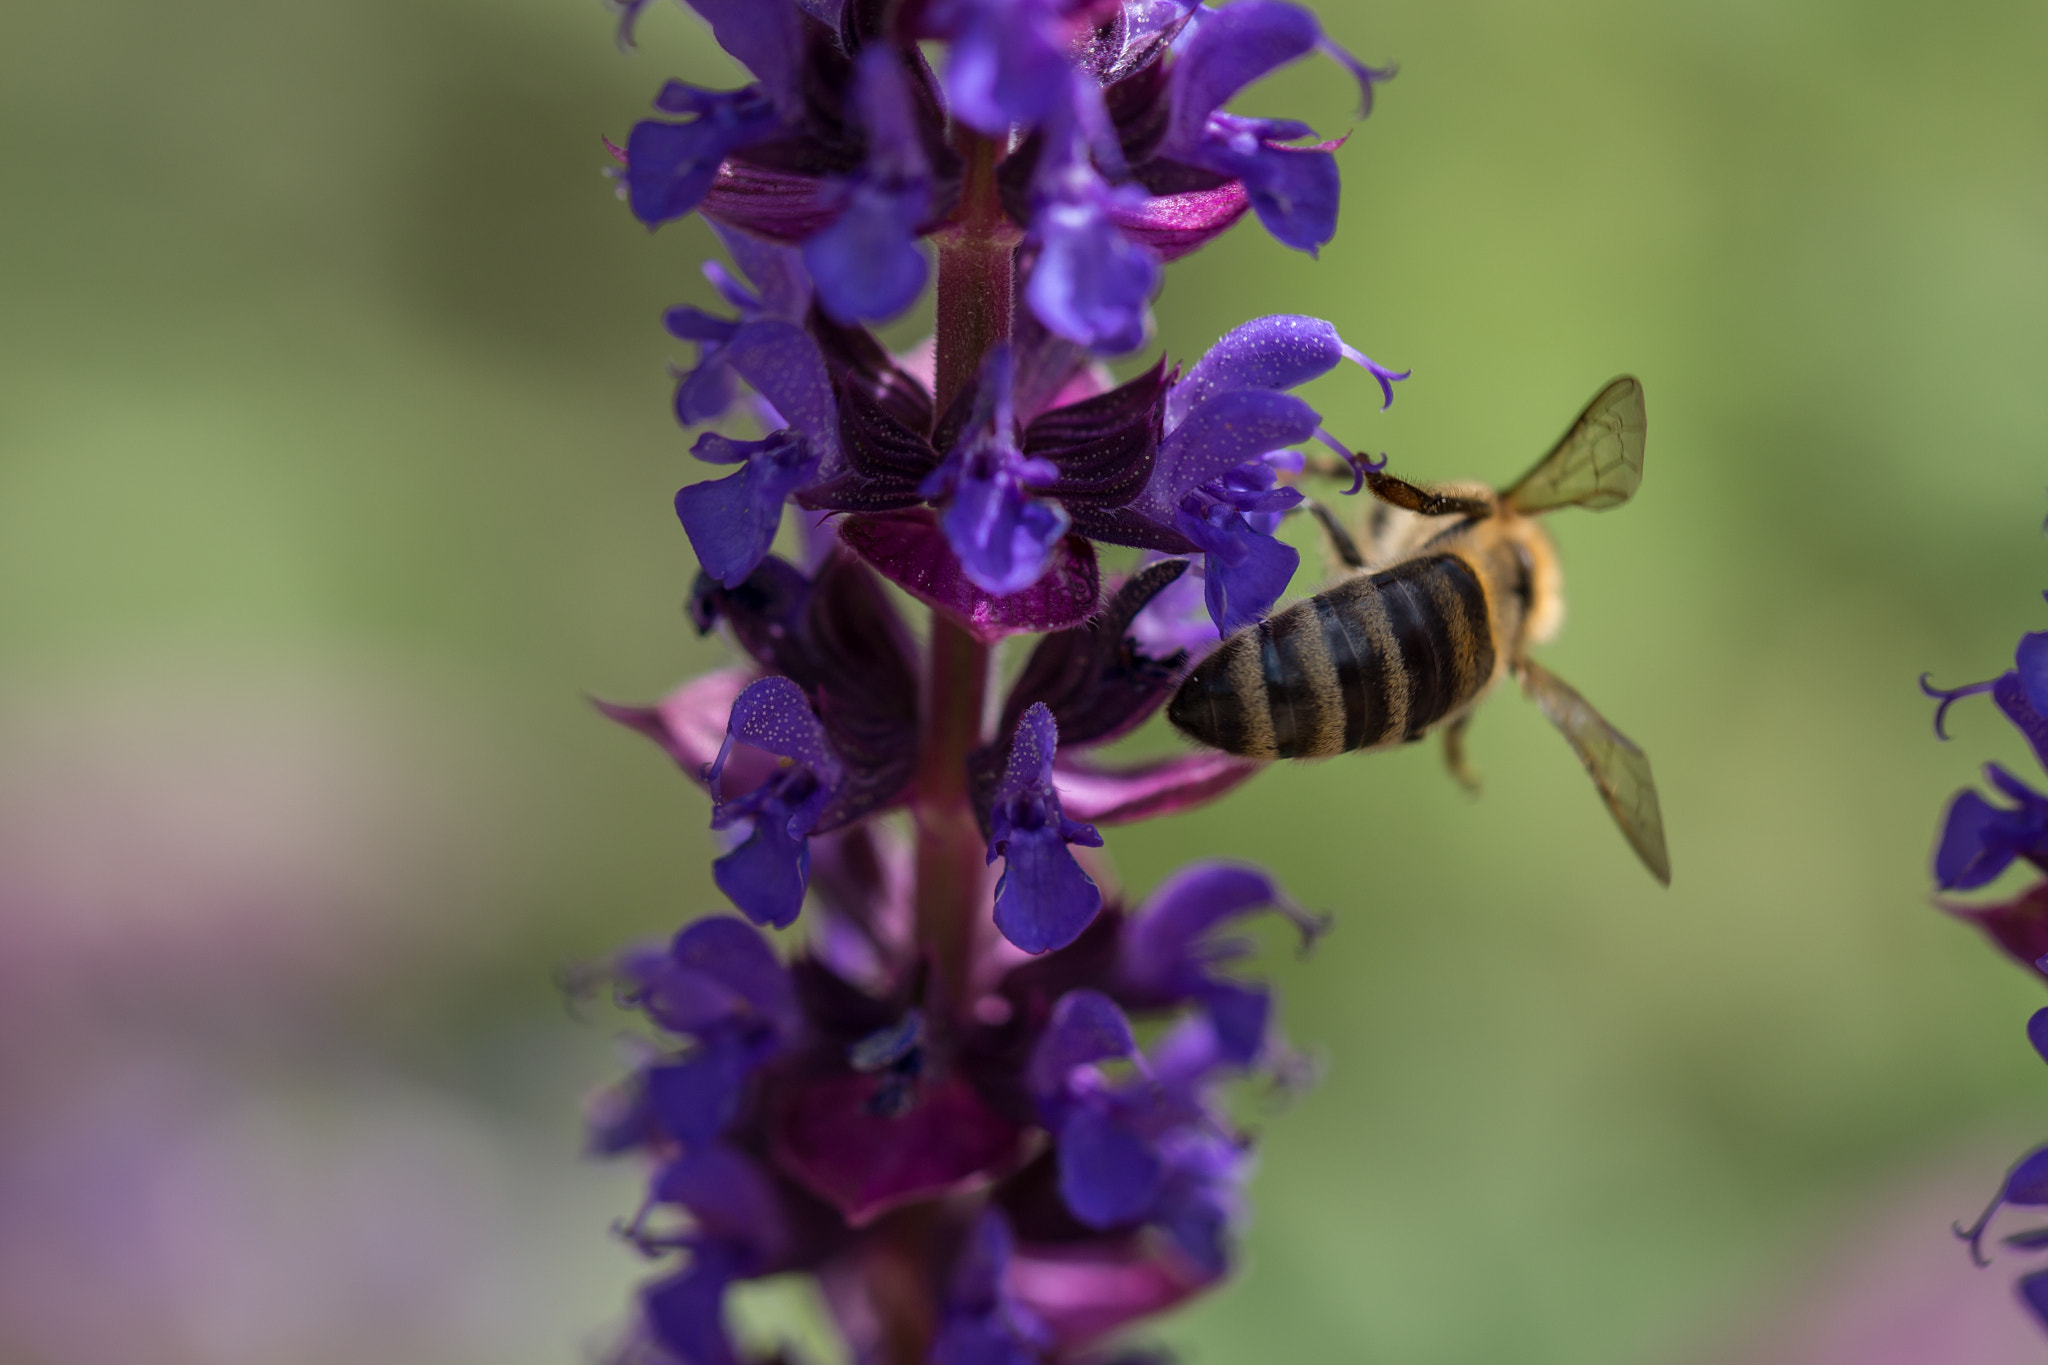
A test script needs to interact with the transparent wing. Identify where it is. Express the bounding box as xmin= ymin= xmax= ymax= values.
xmin=1502 ymin=377 xmax=1646 ymax=514
xmin=1520 ymin=657 xmax=1670 ymax=885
